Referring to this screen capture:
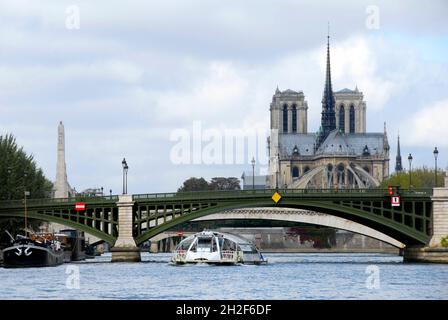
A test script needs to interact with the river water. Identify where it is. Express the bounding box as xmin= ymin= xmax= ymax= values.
xmin=1 ymin=253 xmax=447 ymax=300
